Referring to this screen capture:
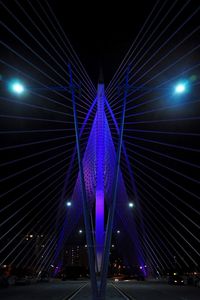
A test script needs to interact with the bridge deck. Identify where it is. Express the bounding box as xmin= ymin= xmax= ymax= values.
xmin=0 ymin=280 xmax=199 ymax=300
